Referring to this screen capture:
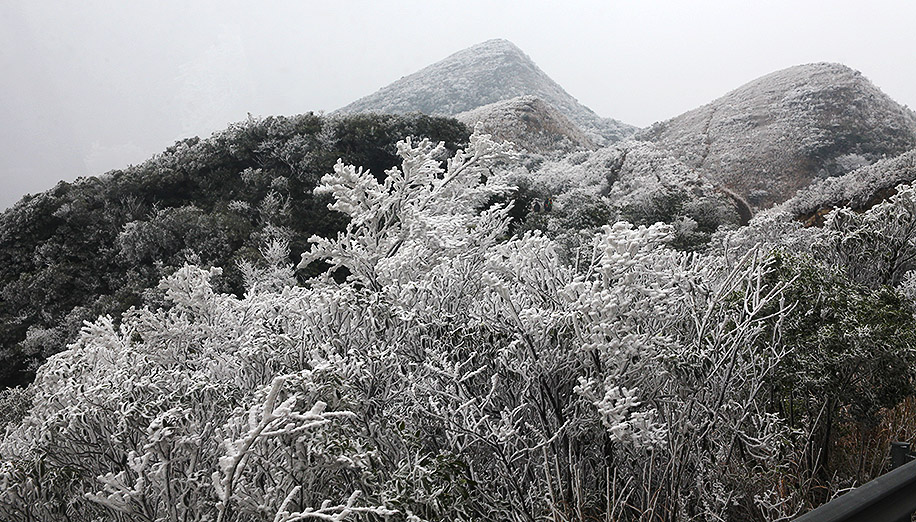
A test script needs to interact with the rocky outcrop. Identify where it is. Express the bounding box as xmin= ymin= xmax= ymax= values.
xmin=456 ymin=95 xmax=596 ymax=154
